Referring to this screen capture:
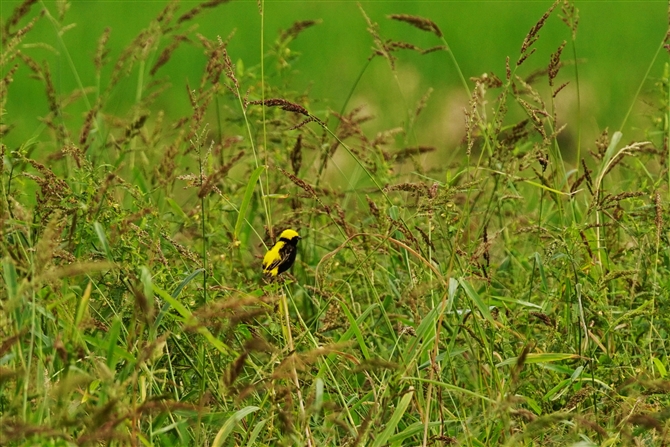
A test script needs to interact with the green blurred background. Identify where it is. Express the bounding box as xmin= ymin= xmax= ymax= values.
xmin=1 ymin=0 xmax=667 ymax=162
